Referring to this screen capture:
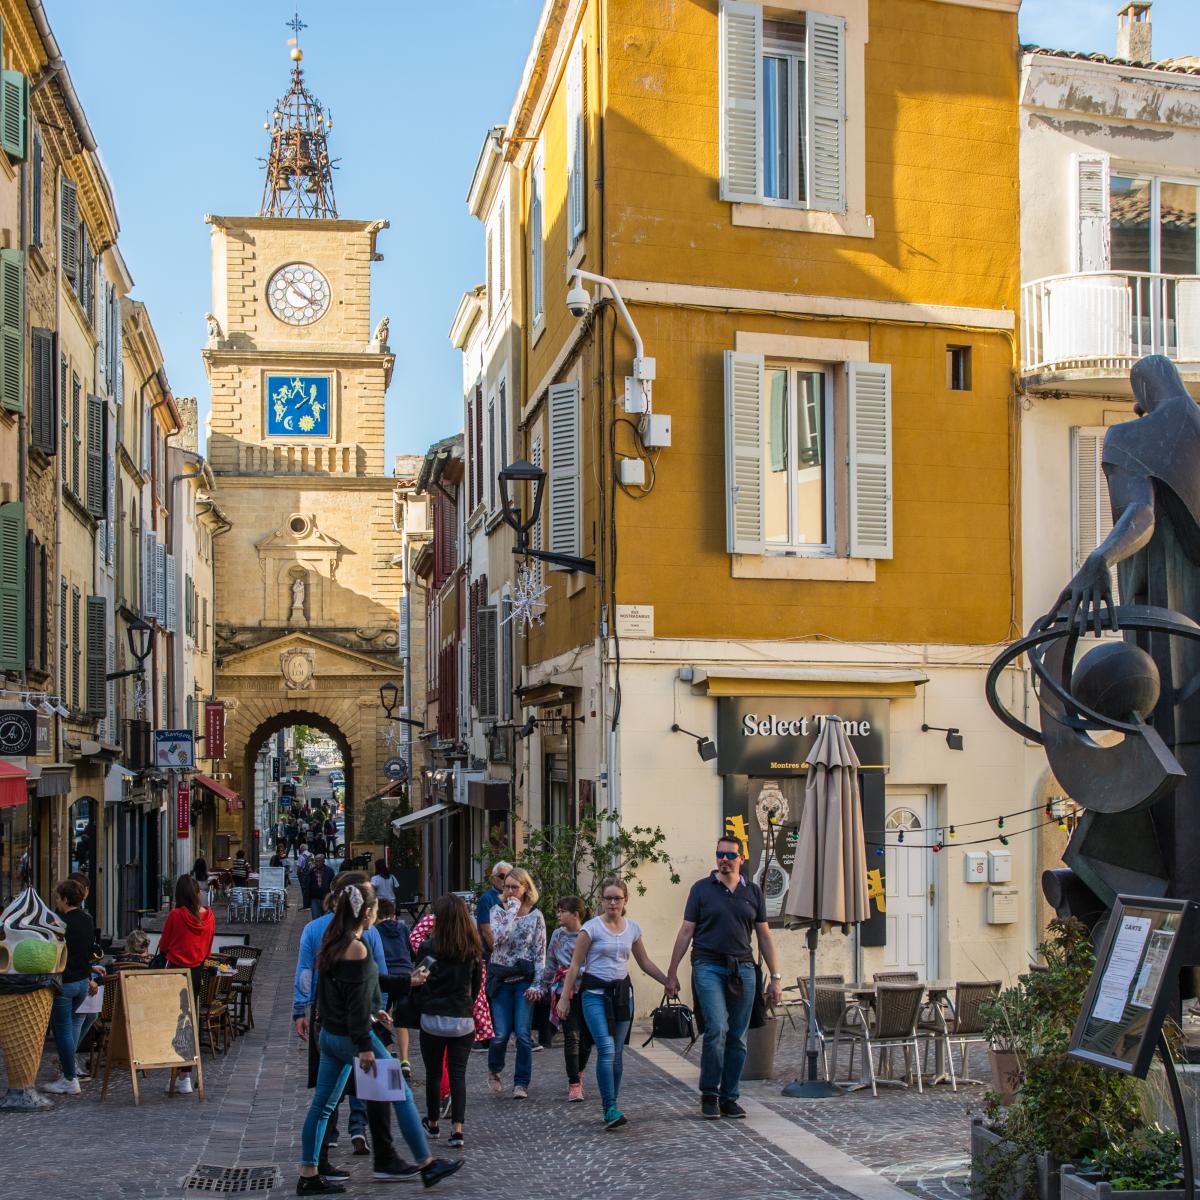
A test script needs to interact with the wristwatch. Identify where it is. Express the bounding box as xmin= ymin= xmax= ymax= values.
xmin=770 ymin=972 xmax=782 ymax=980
